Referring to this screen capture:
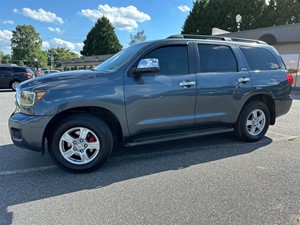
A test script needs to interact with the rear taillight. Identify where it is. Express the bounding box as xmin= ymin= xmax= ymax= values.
xmin=24 ymin=72 xmax=33 ymax=78
xmin=286 ymin=73 xmax=294 ymax=85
